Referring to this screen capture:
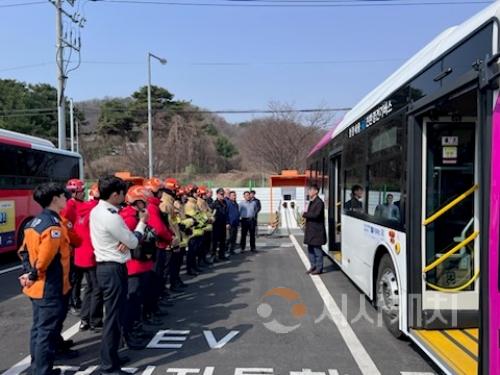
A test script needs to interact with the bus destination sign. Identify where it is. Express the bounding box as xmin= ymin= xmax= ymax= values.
xmin=348 ymin=100 xmax=393 ymax=138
